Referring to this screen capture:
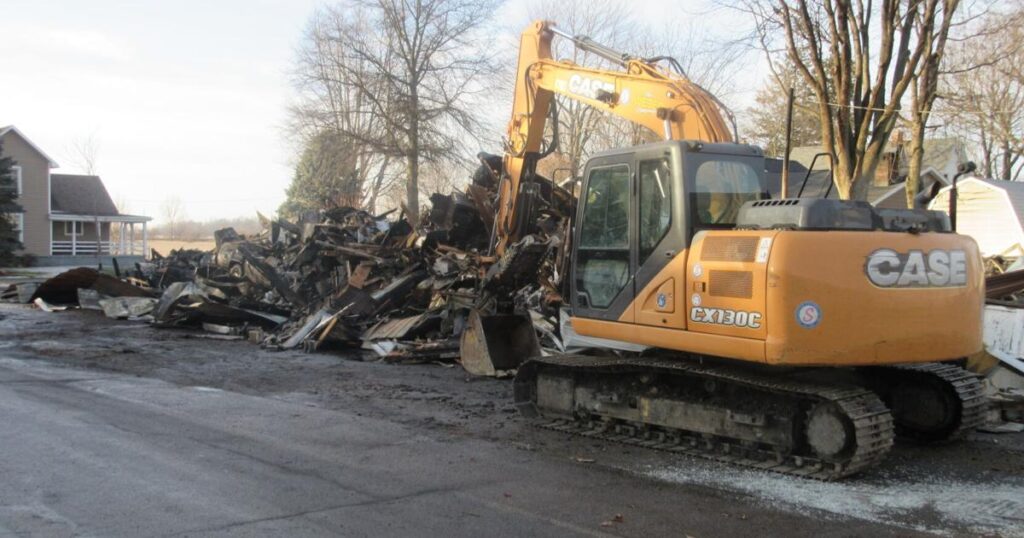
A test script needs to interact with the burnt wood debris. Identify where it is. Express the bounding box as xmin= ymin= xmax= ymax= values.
xmin=1 ymin=156 xmax=576 ymax=374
